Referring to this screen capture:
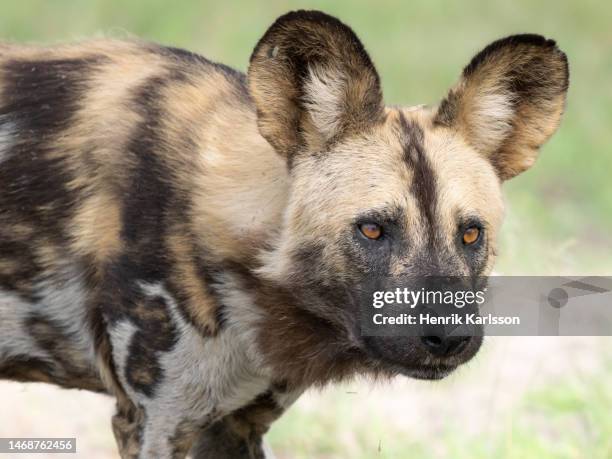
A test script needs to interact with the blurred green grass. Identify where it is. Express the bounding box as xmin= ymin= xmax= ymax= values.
xmin=1 ymin=0 xmax=610 ymax=274
xmin=268 ymin=360 xmax=612 ymax=459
